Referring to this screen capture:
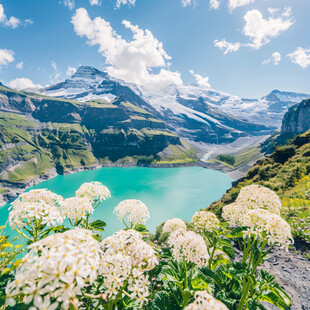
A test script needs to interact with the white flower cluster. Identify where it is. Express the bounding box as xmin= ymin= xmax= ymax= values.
xmin=184 ymin=291 xmax=229 ymax=310
xmin=9 ymin=202 xmax=64 ymax=229
xmin=9 ymin=189 xmax=64 ymax=229
xmin=236 ymin=185 xmax=282 ymax=215
xmin=240 ymin=209 xmax=293 ymax=250
xmin=76 ymin=181 xmax=111 ymax=203
xmin=168 ymin=230 xmax=209 ymax=267
xmin=222 ymin=203 xmax=246 ymax=226
xmin=162 ymin=218 xmax=187 ymax=234
xmin=100 ymin=229 xmax=158 ymax=305
xmin=12 ymin=189 xmax=63 ymax=208
xmin=222 ymin=185 xmax=282 ymax=226
xmin=191 ymin=211 xmax=220 ymax=232
xmin=6 ymin=228 xmax=102 ymax=309
xmin=114 ymin=199 xmax=150 ymax=226
xmin=59 ymin=197 xmax=94 ymax=220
